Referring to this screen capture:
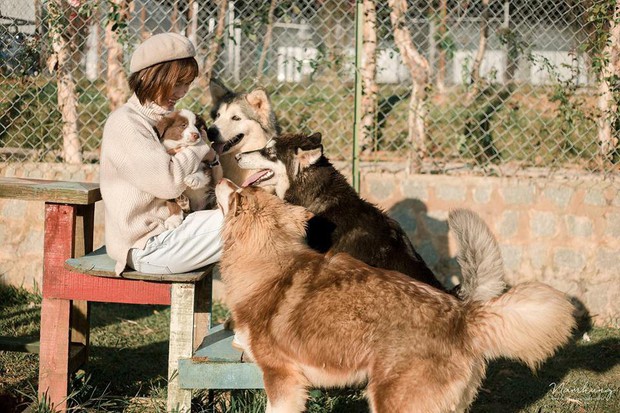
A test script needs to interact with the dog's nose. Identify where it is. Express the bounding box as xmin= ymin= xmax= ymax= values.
xmin=206 ymin=127 xmax=219 ymax=142
xmin=190 ymin=132 xmax=200 ymax=141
